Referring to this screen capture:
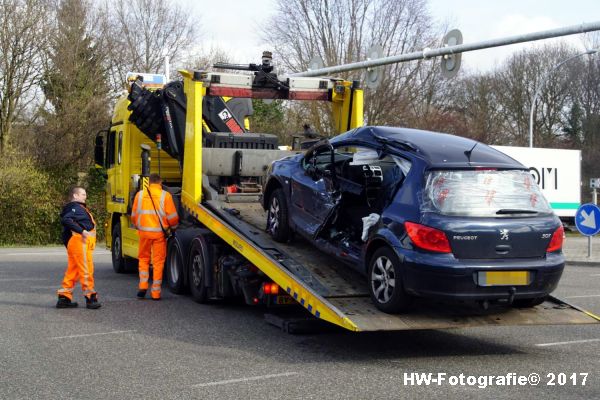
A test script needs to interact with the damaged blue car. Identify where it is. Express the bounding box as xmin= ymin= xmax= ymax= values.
xmin=262 ymin=126 xmax=565 ymax=313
